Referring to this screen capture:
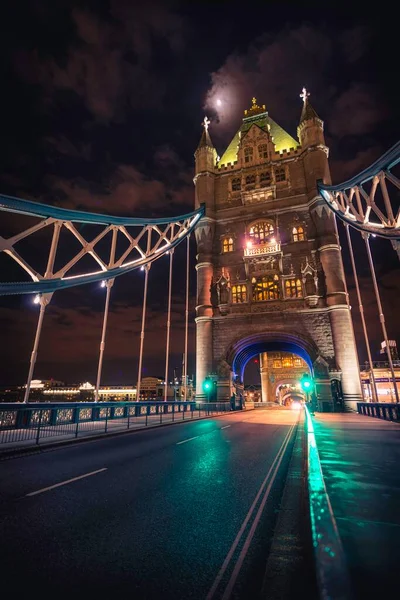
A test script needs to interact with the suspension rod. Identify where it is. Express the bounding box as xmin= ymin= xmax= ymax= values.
xmin=345 ymin=225 xmax=378 ymax=402
xmin=23 ymin=300 xmax=47 ymax=403
xmin=164 ymin=250 xmax=174 ymax=401
xmin=184 ymin=235 xmax=190 ymax=401
xmin=136 ymin=265 xmax=150 ymax=402
xmin=364 ymin=234 xmax=399 ymax=403
xmin=95 ymin=280 xmax=114 ymax=402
